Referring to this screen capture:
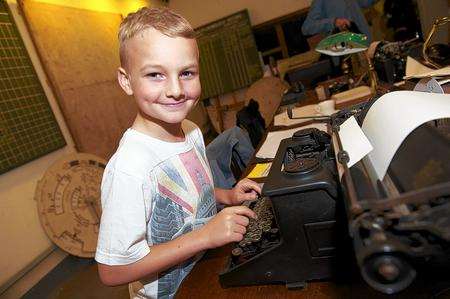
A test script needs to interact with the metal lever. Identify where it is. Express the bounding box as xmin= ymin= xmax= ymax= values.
xmin=422 ymin=16 xmax=450 ymax=69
